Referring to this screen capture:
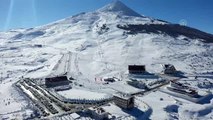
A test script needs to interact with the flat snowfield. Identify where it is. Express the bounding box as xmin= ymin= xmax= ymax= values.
xmin=0 ymin=80 xmax=33 ymax=119
xmin=57 ymin=89 xmax=110 ymax=100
